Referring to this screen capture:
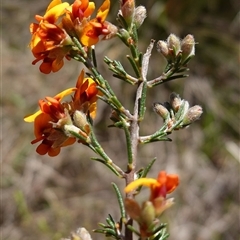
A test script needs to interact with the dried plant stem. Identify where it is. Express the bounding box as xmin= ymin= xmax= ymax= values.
xmin=125 ymin=39 xmax=155 ymax=192
xmin=124 ymin=40 xmax=155 ymax=240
